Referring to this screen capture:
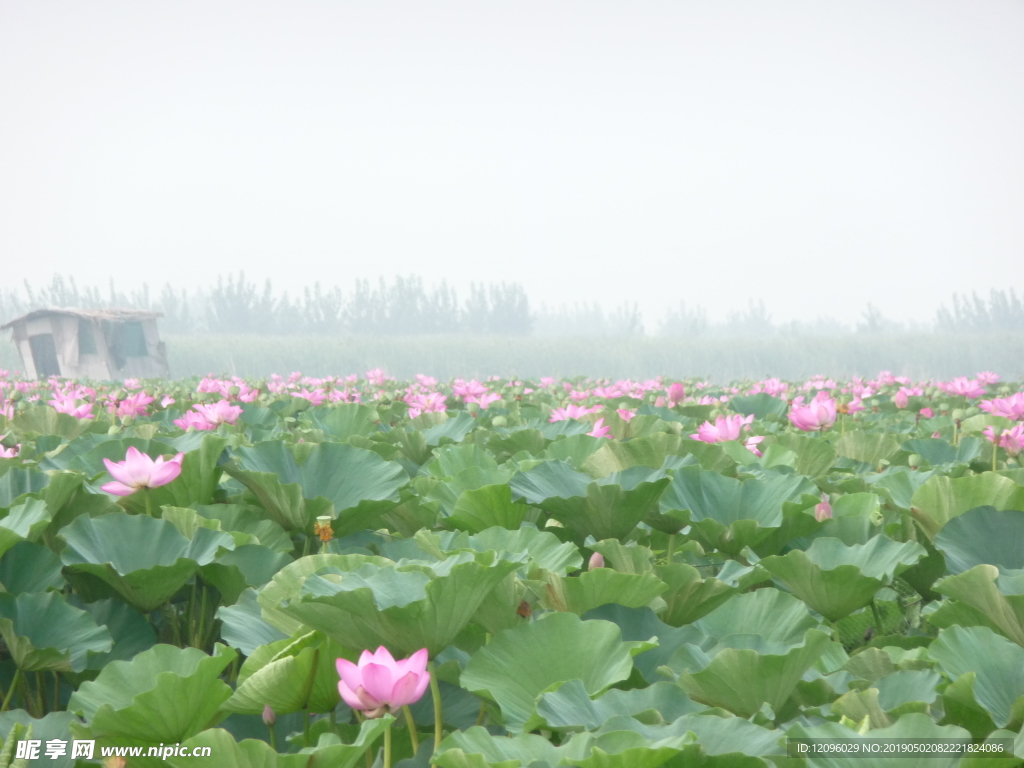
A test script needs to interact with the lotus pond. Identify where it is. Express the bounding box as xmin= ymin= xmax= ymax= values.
xmin=1 ymin=370 xmax=1024 ymax=767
